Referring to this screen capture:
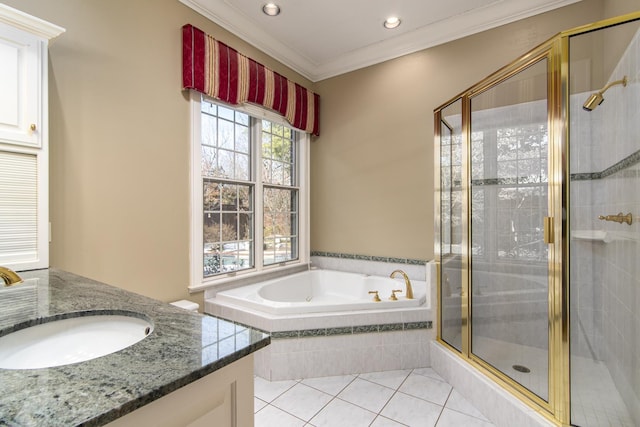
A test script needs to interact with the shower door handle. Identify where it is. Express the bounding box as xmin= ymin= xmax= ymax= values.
xmin=543 ymin=217 xmax=554 ymax=244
